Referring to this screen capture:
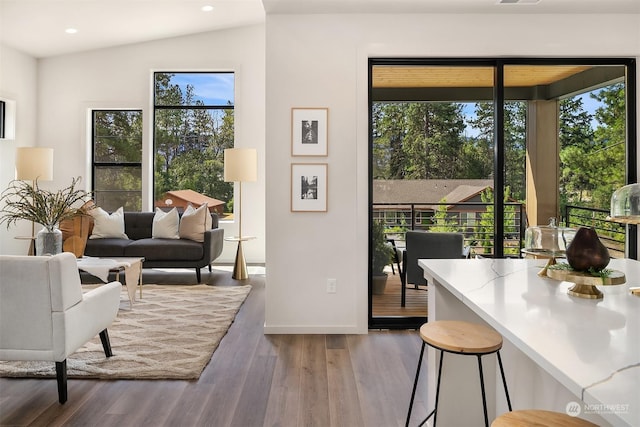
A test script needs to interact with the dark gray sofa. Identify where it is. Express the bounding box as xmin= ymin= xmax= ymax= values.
xmin=84 ymin=211 xmax=224 ymax=283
